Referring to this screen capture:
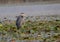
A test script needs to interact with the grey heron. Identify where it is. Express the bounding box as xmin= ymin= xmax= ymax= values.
xmin=16 ymin=13 xmax=26 ymax=29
